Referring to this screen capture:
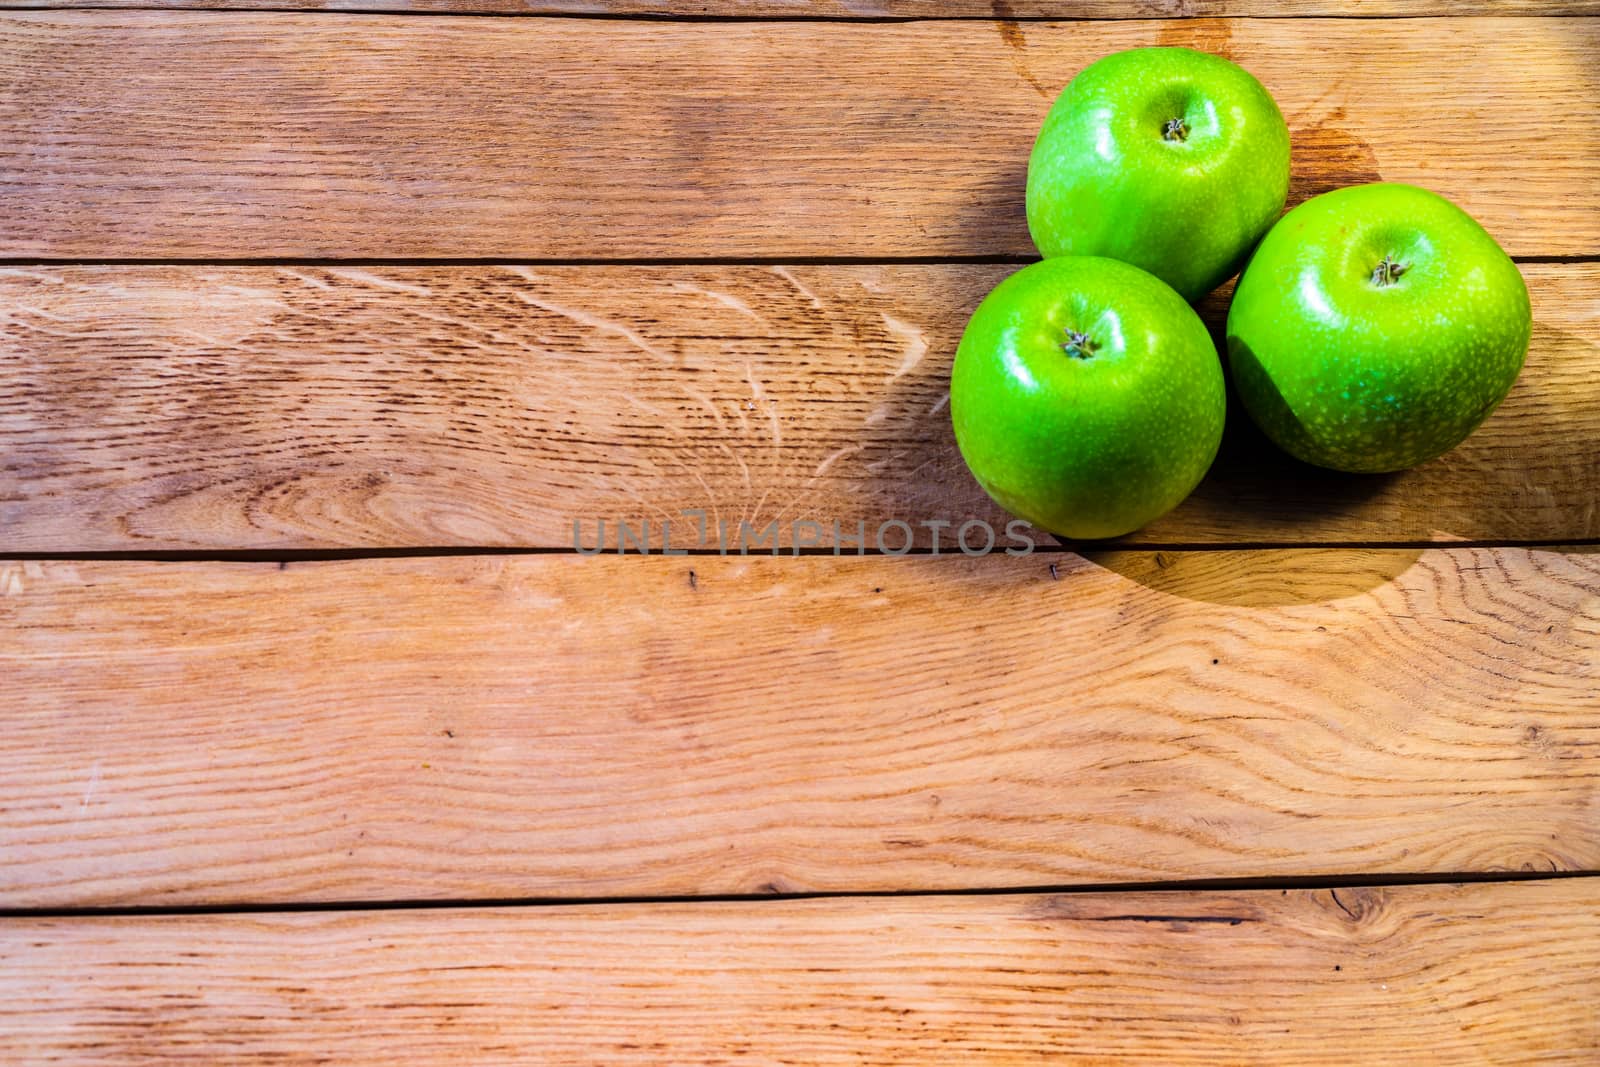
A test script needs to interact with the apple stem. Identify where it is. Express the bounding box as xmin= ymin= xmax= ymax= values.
xmin=1370 ymin=254 xmax=1409 ymax=287
xmin=1162 ymin=118 xmax=1189 ymax=143
xmin=1061 ymin=330 xmax=1098 ymax=359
